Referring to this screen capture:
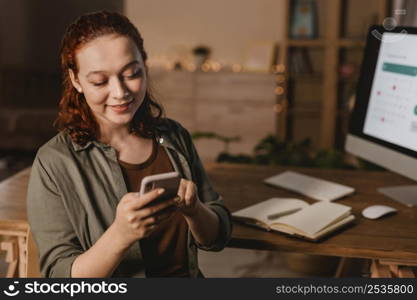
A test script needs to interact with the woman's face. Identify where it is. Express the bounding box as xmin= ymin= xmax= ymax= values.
xmin=69 ymin=34 xmax=147 ymax=131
